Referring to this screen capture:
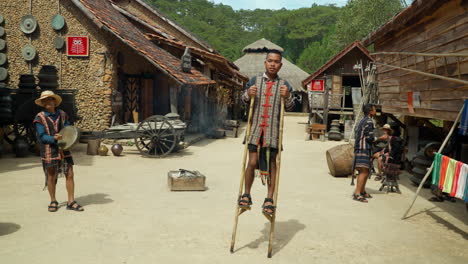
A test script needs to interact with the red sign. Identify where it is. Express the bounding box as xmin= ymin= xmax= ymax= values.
xmin=66 ymin=36 xmax=89 ymax=57
xmin=309 ymin=79 xmax=325 ymax=91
